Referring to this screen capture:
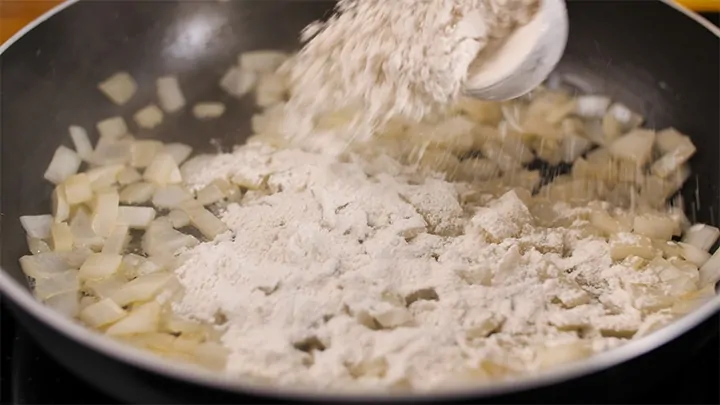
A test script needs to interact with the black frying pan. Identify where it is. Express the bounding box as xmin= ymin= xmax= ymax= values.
xmin=0 ymin=0 xmax=718 ymax=403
